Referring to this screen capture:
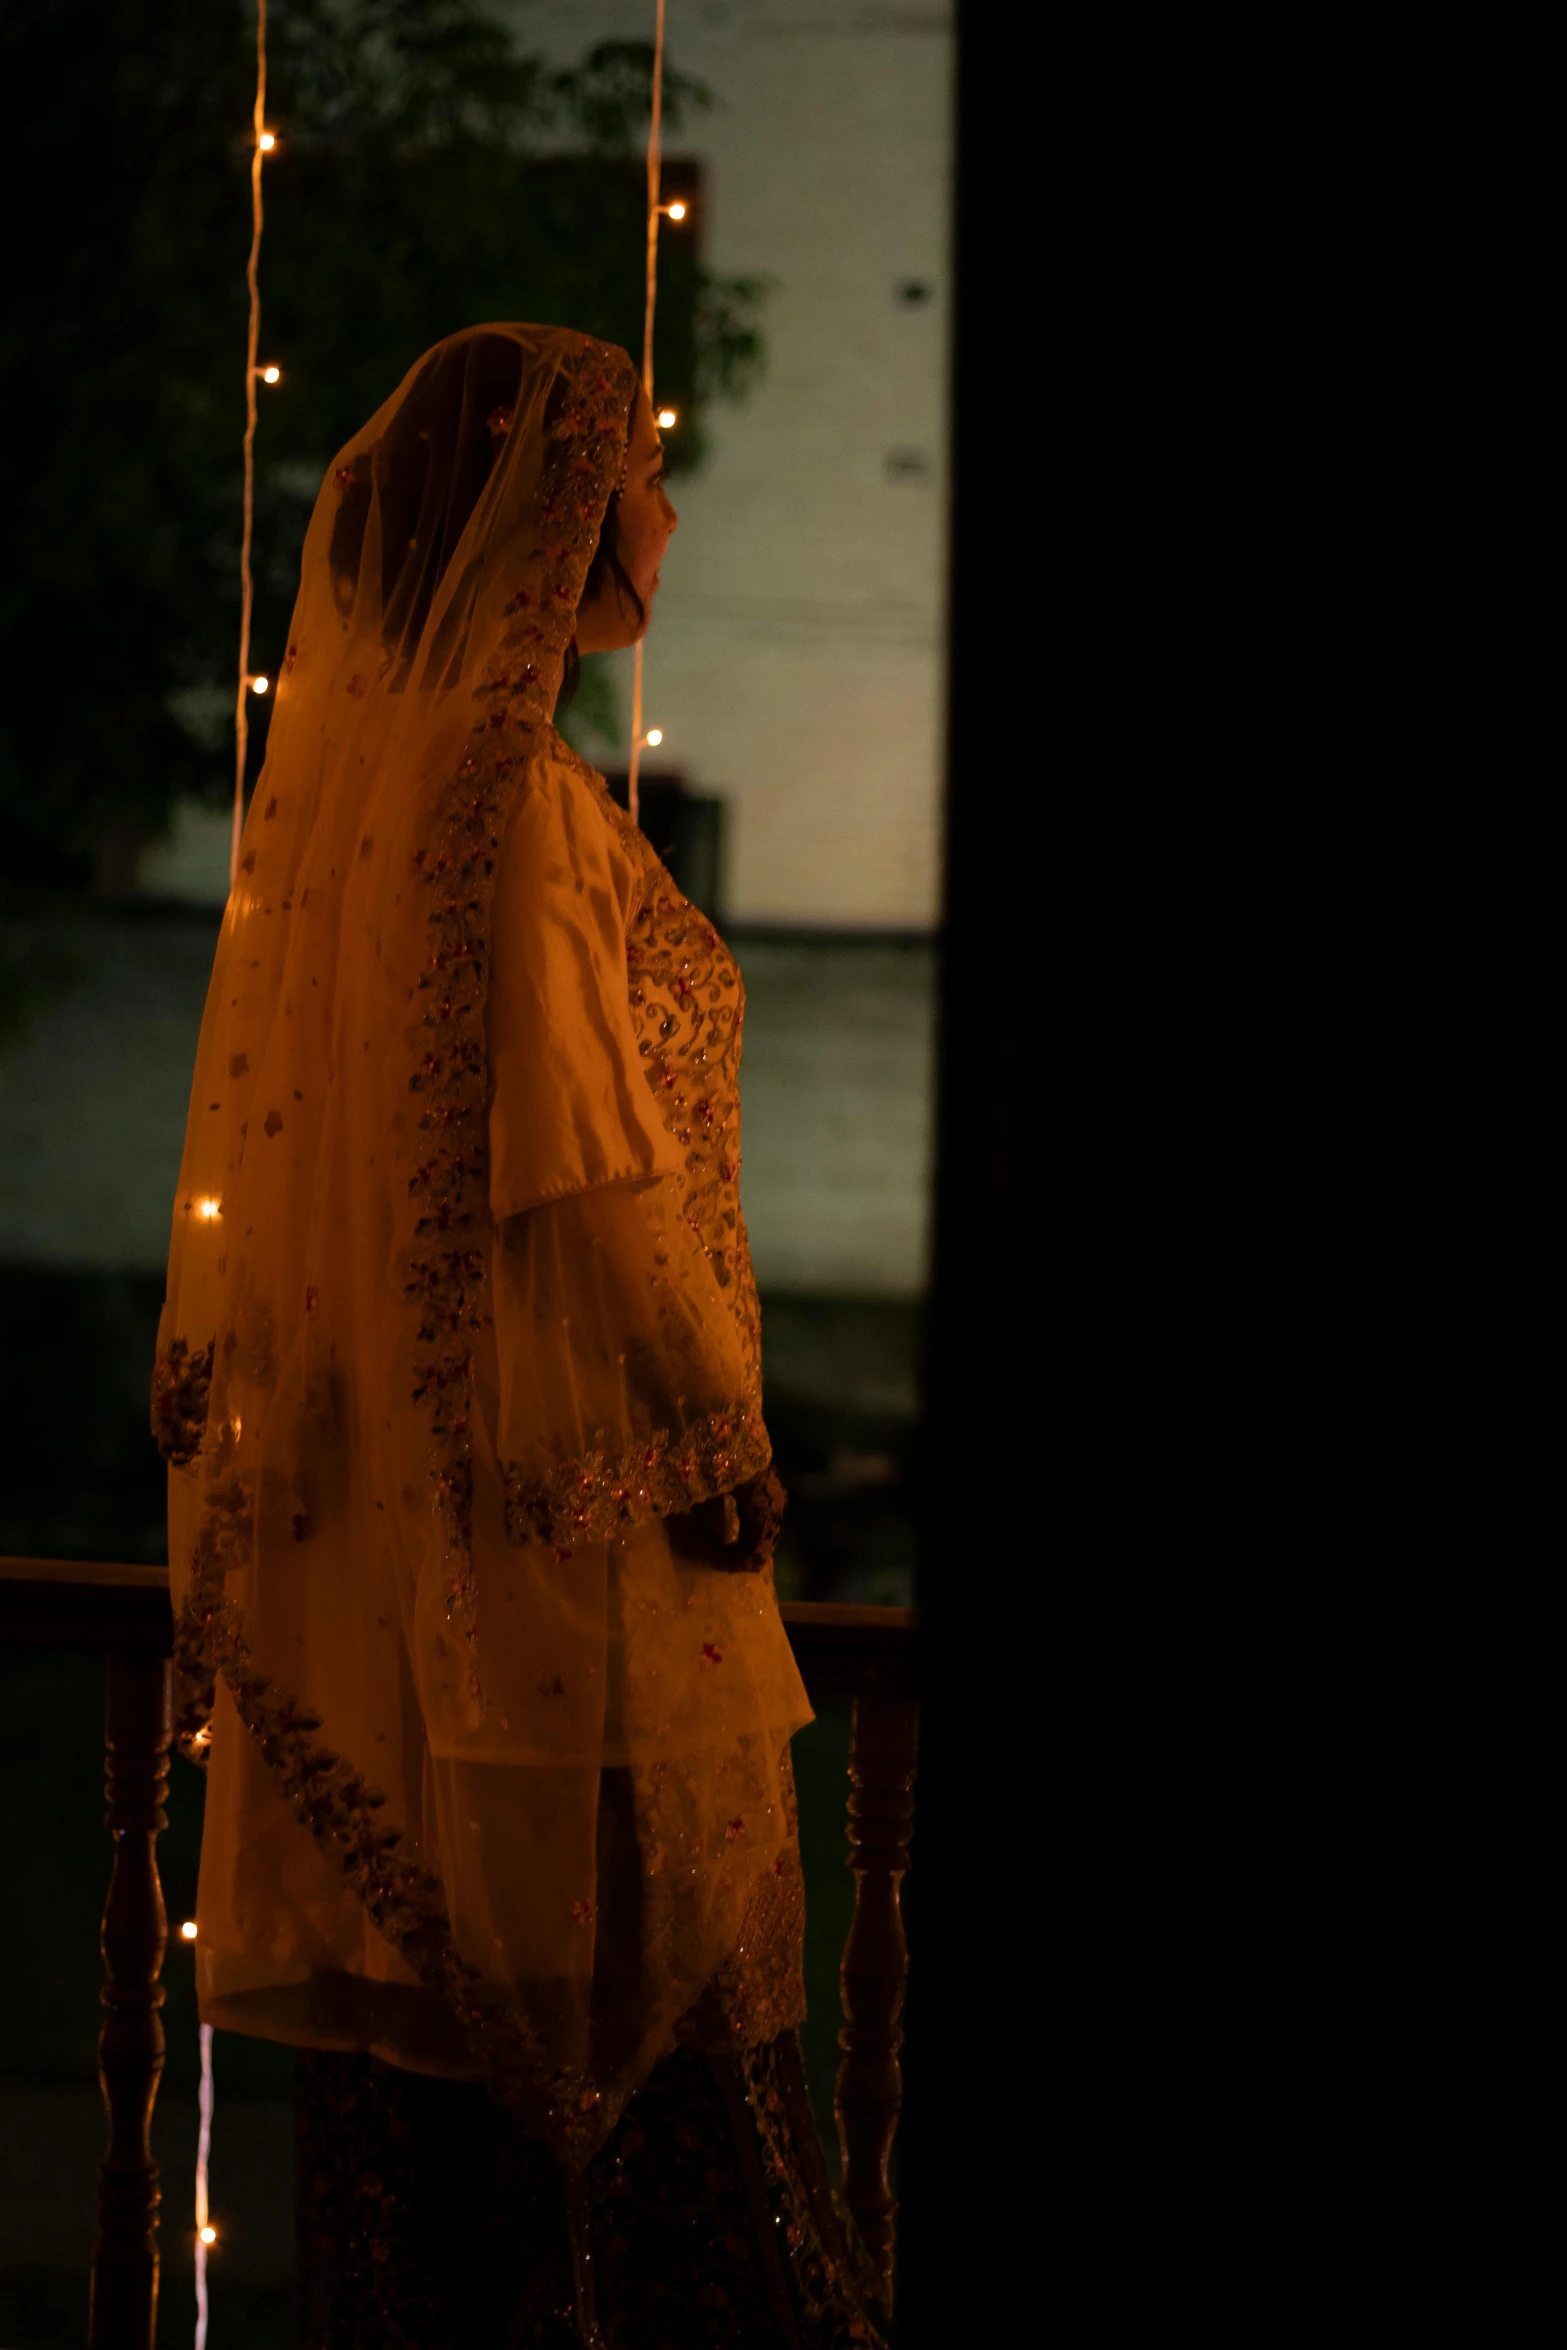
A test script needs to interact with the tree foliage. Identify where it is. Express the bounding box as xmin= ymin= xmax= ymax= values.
xmin=0 ymin=0 xmax=765 ymax=883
